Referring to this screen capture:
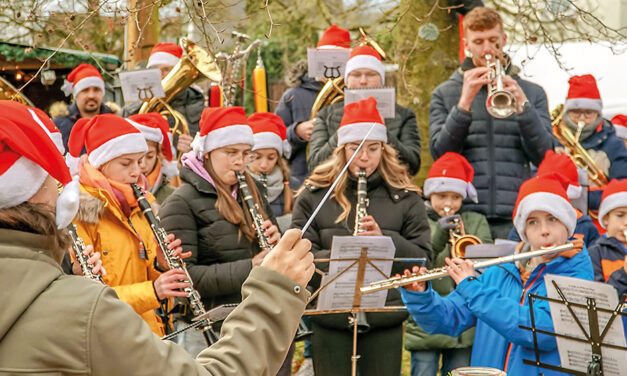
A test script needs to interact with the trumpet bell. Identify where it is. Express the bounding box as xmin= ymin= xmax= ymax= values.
xmin=486 ymin=90 xmax=516 ymax=119
xmin=451 ymin=234 xmax=482 ymax=258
